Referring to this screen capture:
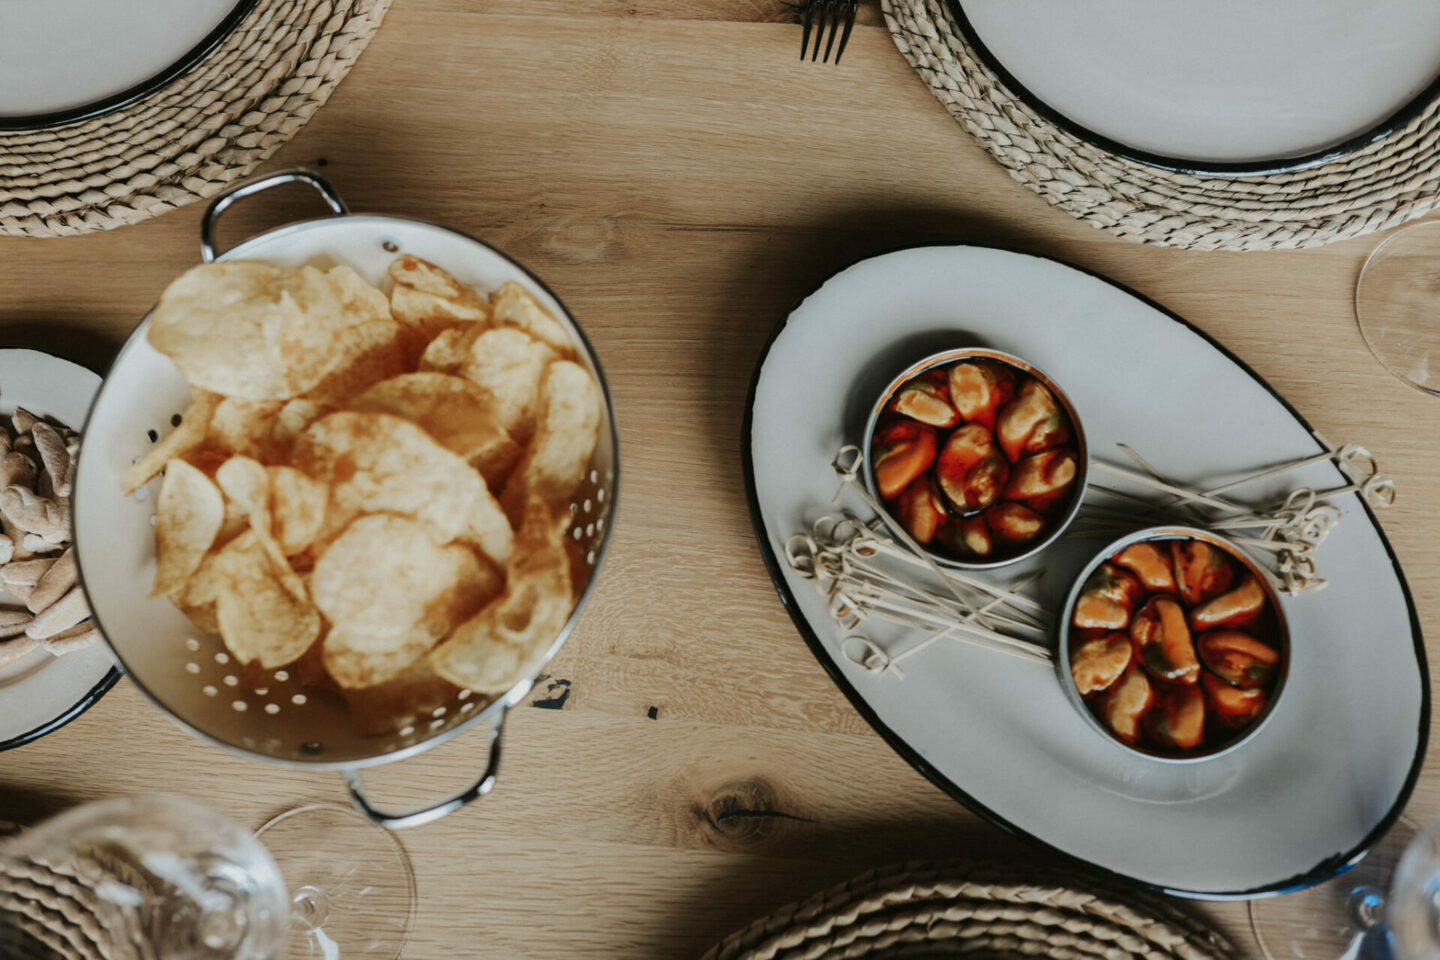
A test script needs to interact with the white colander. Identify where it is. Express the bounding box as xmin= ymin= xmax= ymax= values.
xmin=72 ymin=170 xmax=619 ymax=829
